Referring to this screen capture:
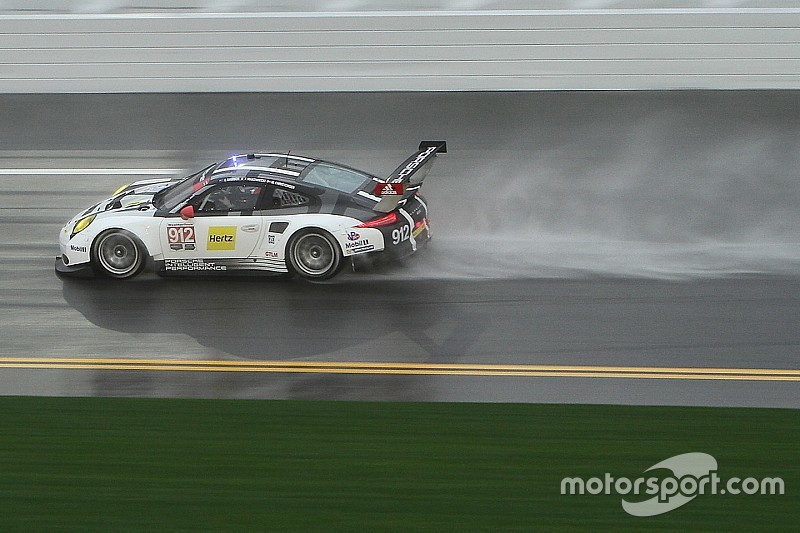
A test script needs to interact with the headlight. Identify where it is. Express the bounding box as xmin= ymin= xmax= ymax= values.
xmin=113 ymin=183 xmax=131 ymax=195
xmin=71 ymin=215 xmax=96 ymax=238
